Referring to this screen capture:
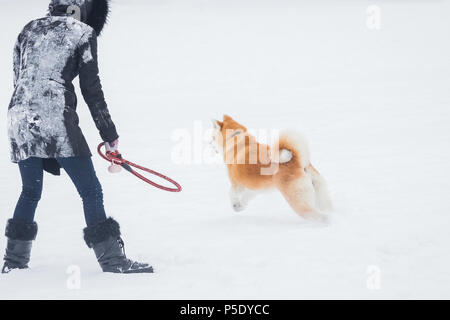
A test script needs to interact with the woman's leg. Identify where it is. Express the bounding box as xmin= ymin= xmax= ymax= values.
xmin=3 ymin=157 xmax=42 ymax=273
xmin=56 ymin=157 xmax=107 ymax=227
xmin=56 ymin=157 xmax=153 ymax=273
xmin=13 ymin=157 xmax=44 ymax=223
